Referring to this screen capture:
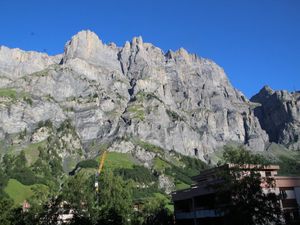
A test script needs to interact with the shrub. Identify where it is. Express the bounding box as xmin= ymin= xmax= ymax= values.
xmin=114 ymin=165 xmax=157 ymax=183
xmin=166 ymin=109 xmax=183 ymax=122
xmin=77 ymin=159 xmax=98 ymax=169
